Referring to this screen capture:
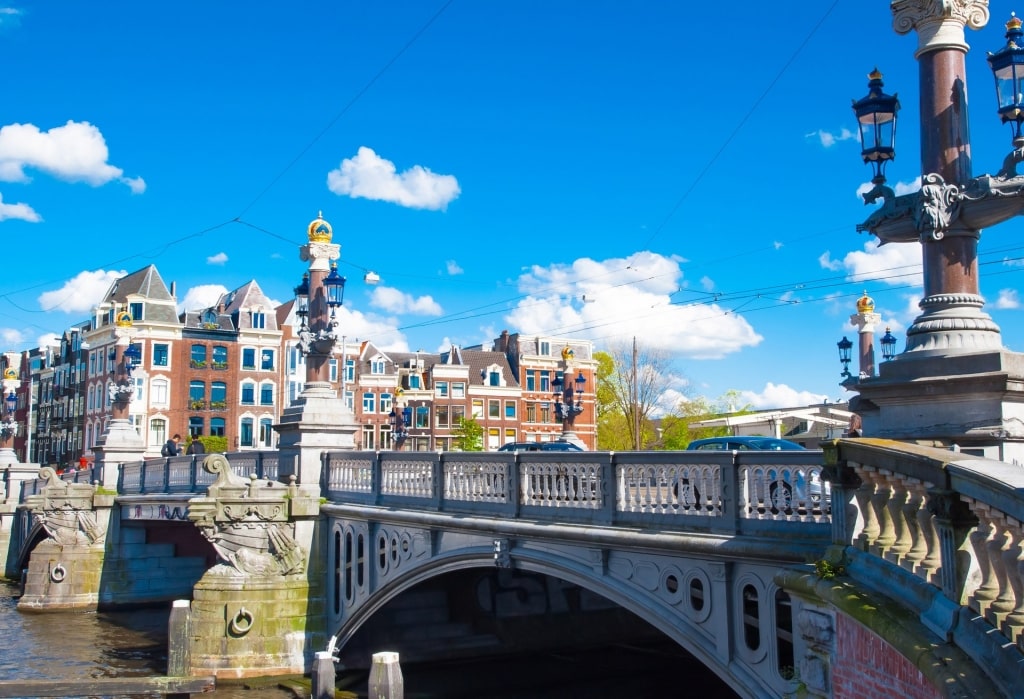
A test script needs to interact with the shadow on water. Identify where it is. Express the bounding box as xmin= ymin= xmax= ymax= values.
xmin=1 ymin=580 xmax=737 ymax=698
